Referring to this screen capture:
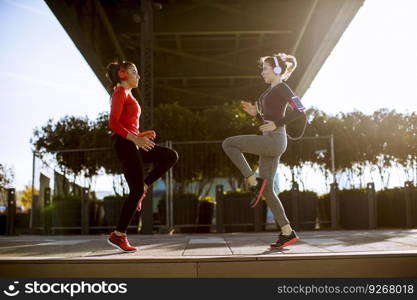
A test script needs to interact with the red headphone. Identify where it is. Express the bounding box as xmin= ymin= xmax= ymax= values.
xmin=118 ymin=68 xmax=128 ymax=81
